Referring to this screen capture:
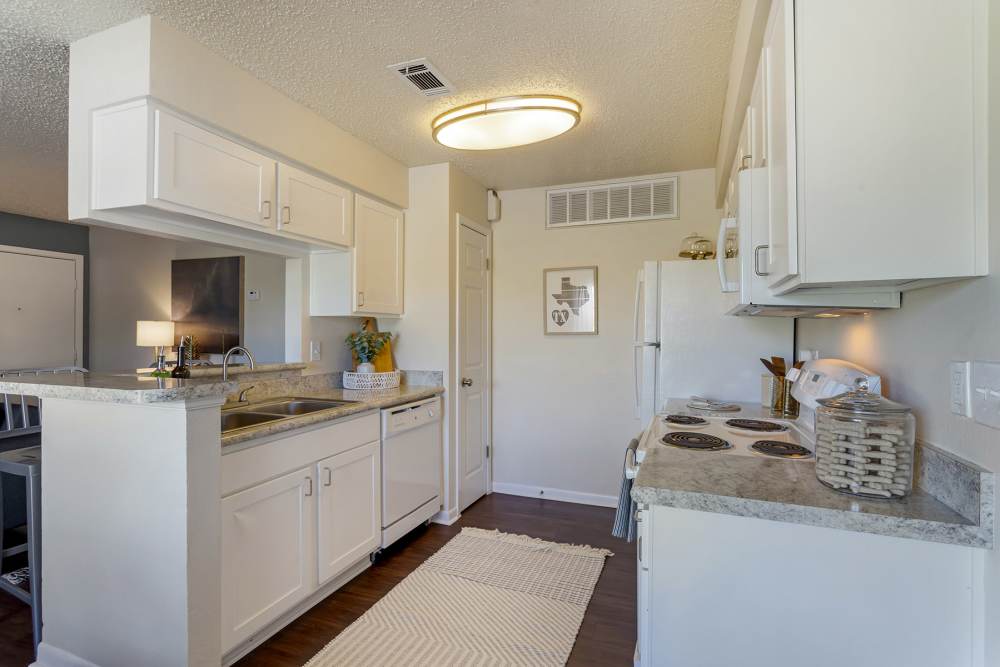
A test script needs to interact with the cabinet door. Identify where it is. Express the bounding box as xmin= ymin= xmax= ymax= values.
xmin=763 ymin=0 xmax=798 ymax=287
xmin=153 ymin=110 xmax=276 ymax=229
xmin=316 ymin=441 xmax=381 ymax=585
xmin=750 ymin=58 xmax=767 ymax=168
xmin=277 ymin=163 xmax=353 ymax=247
xmin=736 ymin=107 xmax=752 ymax=172
xmin=354 ymin=194 xmax=404 ymax=315
xmin=221 ymin=466 xmax=315 ymax=652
